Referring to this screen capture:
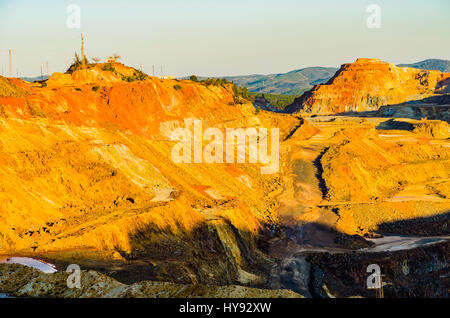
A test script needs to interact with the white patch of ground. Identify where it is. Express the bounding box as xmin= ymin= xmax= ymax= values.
xmin=363 ymin=235 xmax=450 ymax=252
xmin=0 ymin=257 xmax=57 ymax=273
